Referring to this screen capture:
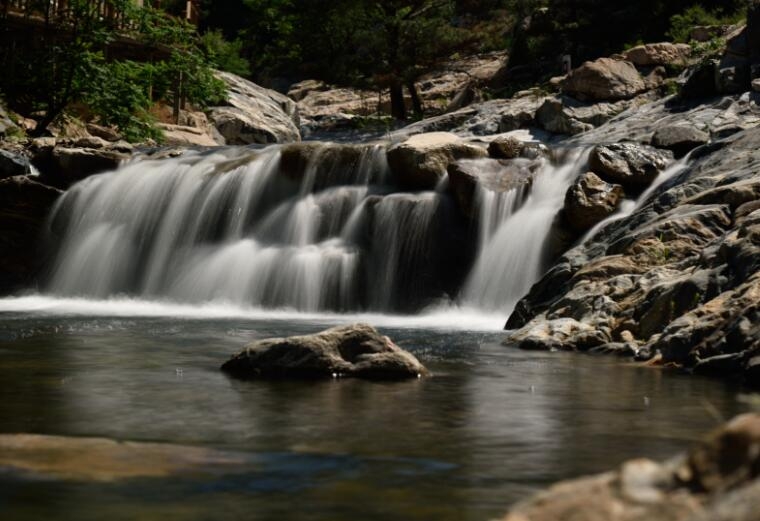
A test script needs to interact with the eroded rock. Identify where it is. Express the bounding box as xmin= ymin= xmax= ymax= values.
xmin=621 ymin=43 xmax=692 ymax=67
xmin=563 ymin=172 xmax=625 ymax=233
xmin=651 ymin=125 xmax=710 ymax=158
xmin=590 ymin=143 xmax=673 ymax=190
